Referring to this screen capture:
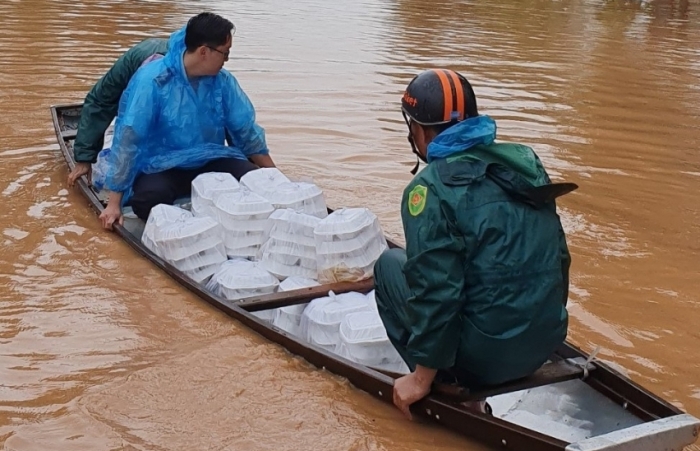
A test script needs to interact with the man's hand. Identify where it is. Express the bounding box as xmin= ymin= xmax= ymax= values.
xmin=68 ymin=162 xmax=92 ymax=187
xmin=99 ymin=192 xmax=124 ymax=230
xmin=249 ymin=153 xmax=276 ymax=168
xmin=100 ymin=204 xmax=123 ymax=230
xmin=392 ymin=365 xmax=437 ymax=420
